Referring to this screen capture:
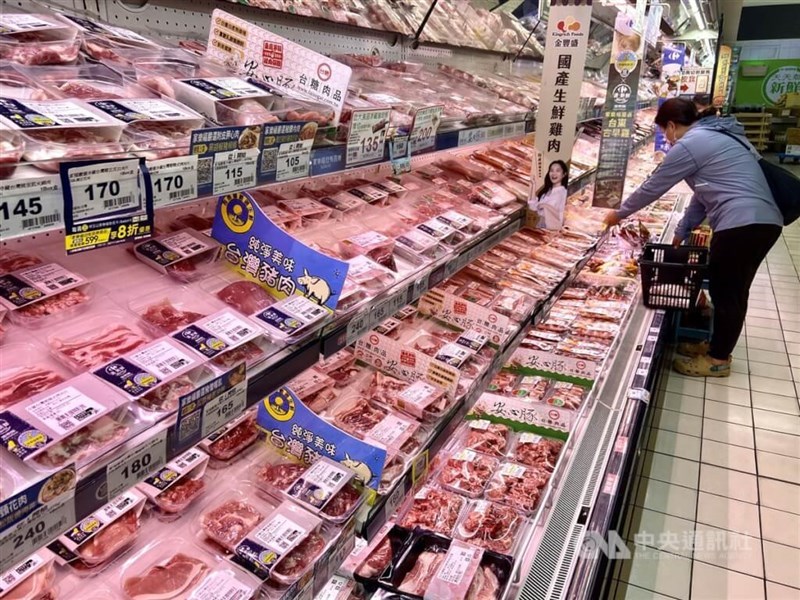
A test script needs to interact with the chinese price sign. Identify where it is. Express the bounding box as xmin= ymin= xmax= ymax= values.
xmin=346 ymin=108 xmax=390 ymax=166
